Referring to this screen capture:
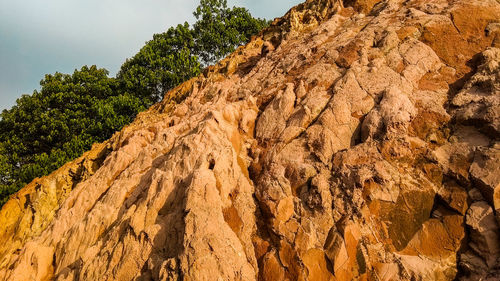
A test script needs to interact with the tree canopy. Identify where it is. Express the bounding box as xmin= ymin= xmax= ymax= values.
xmin=117 ymin=22 xmax=201 ymax=103
xmin=193 ymin=0 xmax=269 ymax=66
xmin=0 ymin=0 xmax=268 ymax=206
xmin=118 ymin=0 xmax=268 ymax=102
xmin=0 ymin=66 xmax=146 ymax=205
